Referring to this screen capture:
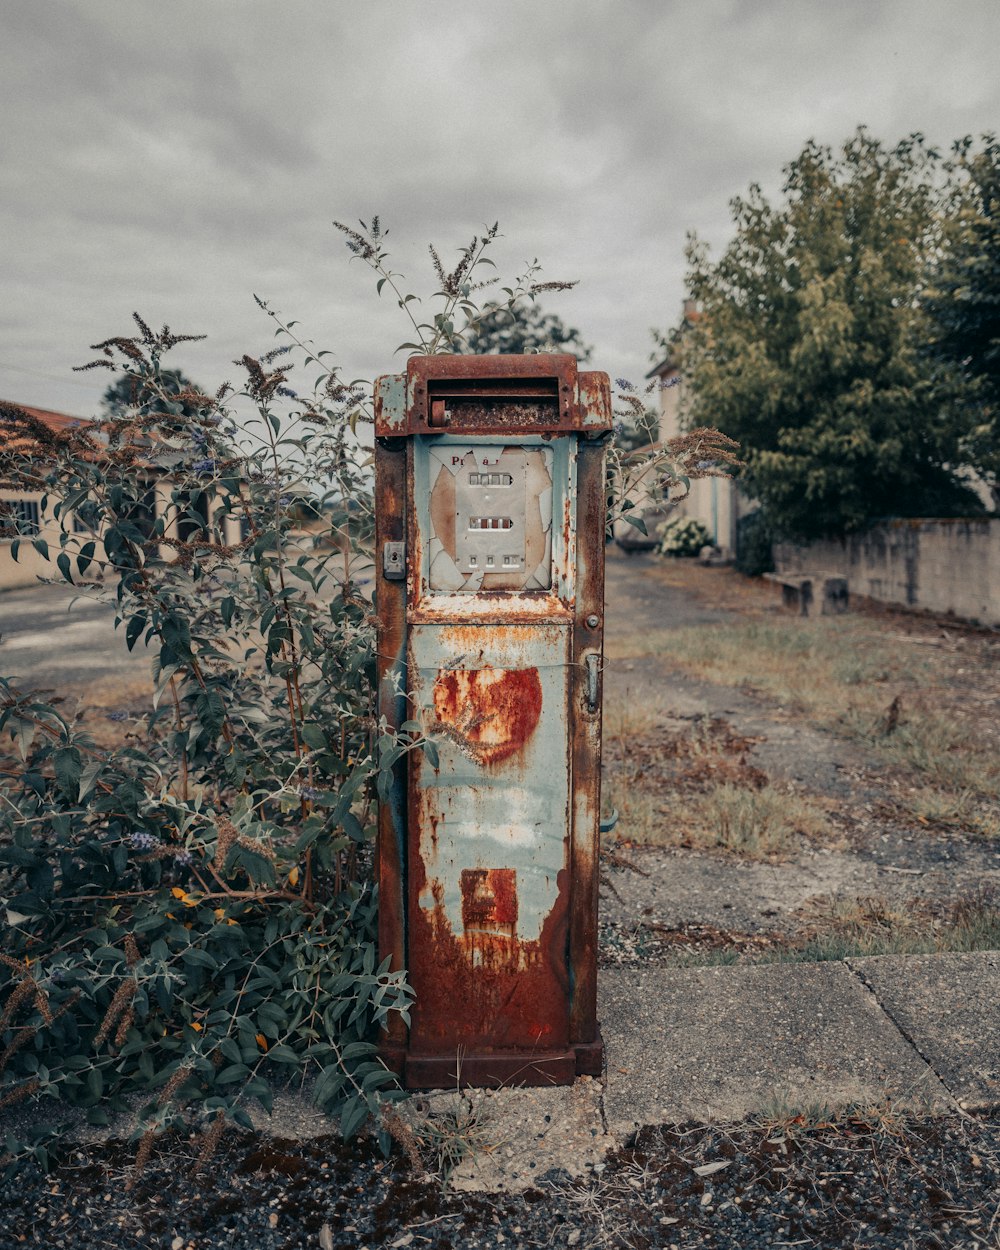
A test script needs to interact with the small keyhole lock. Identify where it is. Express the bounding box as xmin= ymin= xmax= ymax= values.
xmin=383 ymin=541 xmax=405 ymax=580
